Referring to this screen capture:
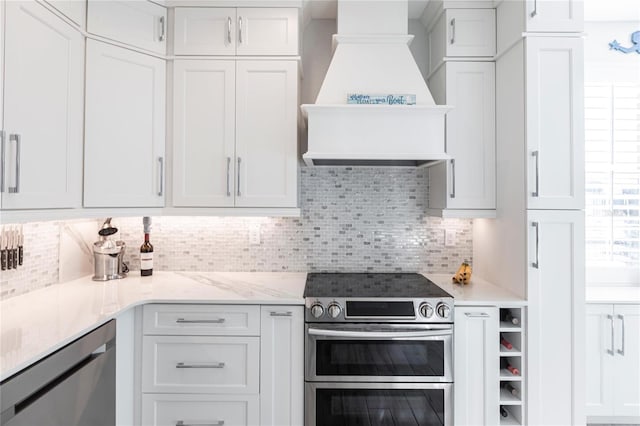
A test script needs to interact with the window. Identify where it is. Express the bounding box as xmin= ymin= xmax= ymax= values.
xmin=584 ymin=83 xmax=640 ymax=284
